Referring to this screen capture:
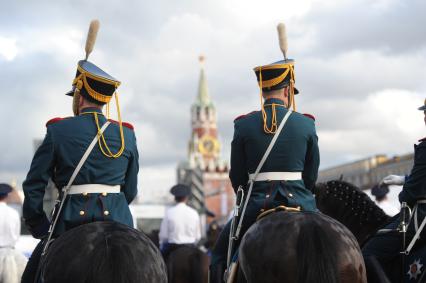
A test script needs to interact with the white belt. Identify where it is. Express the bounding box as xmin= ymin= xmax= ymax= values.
xmin=64 ymin=184 xmax=121 ymax=195
xmin=249 ymin=172 xmax=302 ymax=182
